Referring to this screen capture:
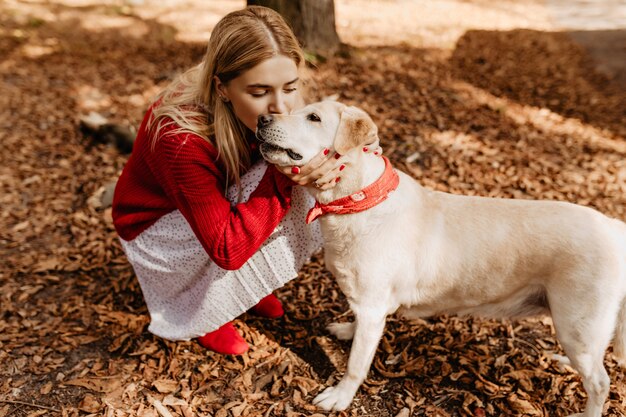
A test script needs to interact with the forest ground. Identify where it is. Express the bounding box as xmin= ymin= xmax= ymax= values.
xmin=1 ymin=0 xmax=625 ymax=416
